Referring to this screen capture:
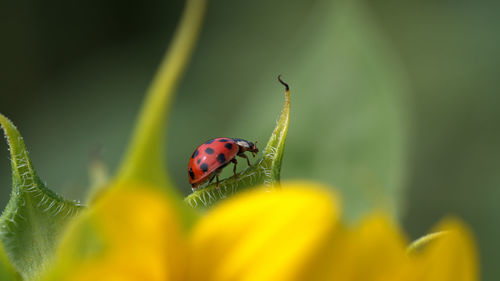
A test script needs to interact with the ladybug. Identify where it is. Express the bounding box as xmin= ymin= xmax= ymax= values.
xmin=188 ymin=138 xmax=259 ymax=189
